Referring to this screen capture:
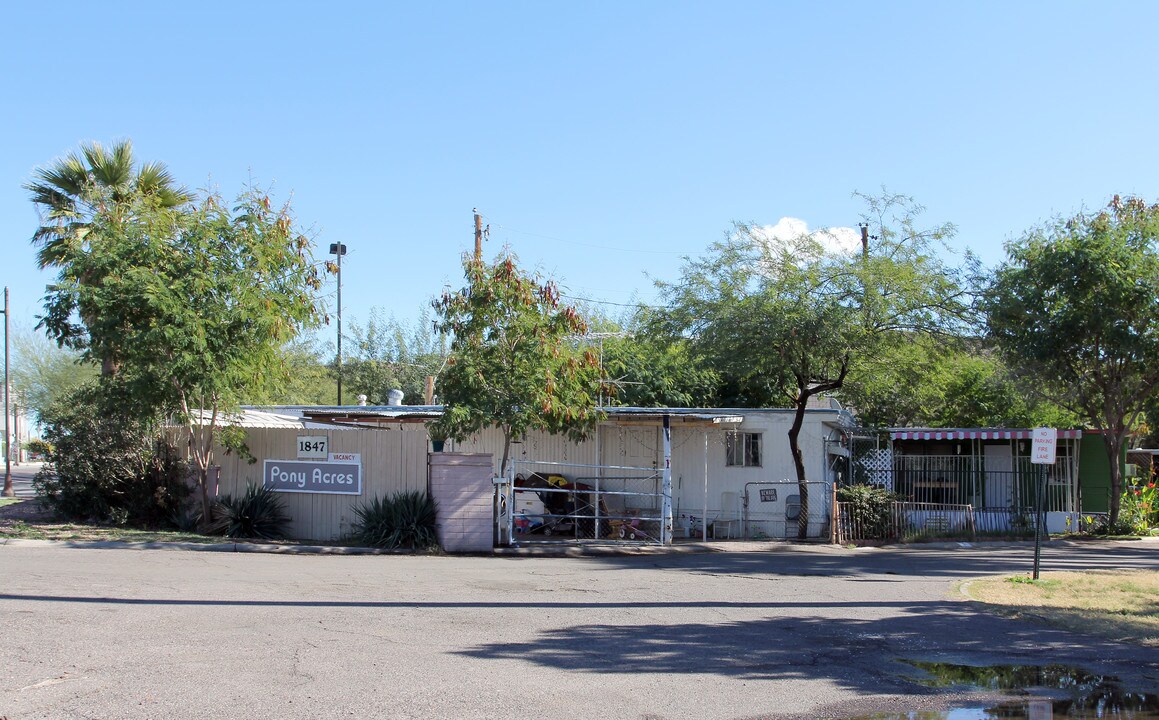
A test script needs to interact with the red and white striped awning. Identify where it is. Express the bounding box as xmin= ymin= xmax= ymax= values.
xmin=889 ymin=429 xmax=1084 ymax=441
